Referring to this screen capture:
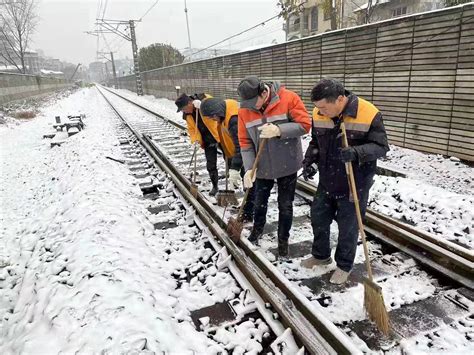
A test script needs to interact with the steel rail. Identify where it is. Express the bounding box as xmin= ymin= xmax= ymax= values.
xmin=97 ymin=86 xmax=360 ymax=355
